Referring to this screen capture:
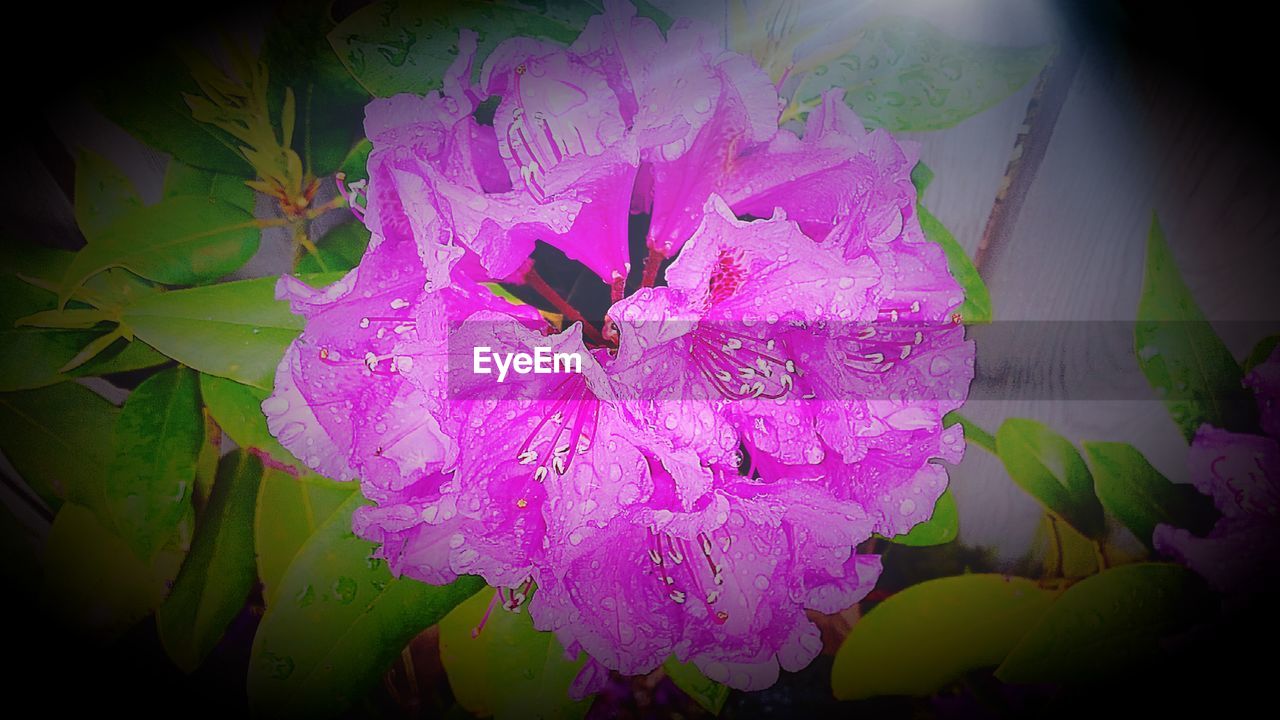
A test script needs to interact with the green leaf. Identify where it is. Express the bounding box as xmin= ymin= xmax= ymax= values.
xmin=254 ymin=468 xmax=355 ymax=603
xmin=831 ymin=574 xmax=1057 ymax=699
xmin=919 ymin=205 xmax=991 ymax=323
xmin=0 ymin=382 xmax=119 ymax=513
xmin=89 ymin=49 xmax=250 ymax=174
xmin=0 ymin=273 xmax=101 ymax=391
xmin=996 ymin=563 xmax=1214 ymax=683
xmin=1244 ymin=334 xmax=1280 ymax=373
xmin=106 ymin=366 xmax=203 ymax=559
xmin=157 ymin=451 xmax=263 ymax=672
xmin=995 ymin=418 xmax=1106 ymax=539
xmin=296 ymin=222 xmax=371 ymax=274
xmin=1082 ymin=441 xmax=1216 ymax=550
xmin=888 ymin=490 xmax=958 ymax=546
xmin=910 ymin=160 xmax=935 ymax=195
xmin=262 ymin=0 xmax=371 ymax=176
xmin=338 ymin=139 xmax=372 ymax=186
xmin=664 ymin=657 xmax=730 ymax=715
xmin=59 ymin=196 xmax=260 ymax=304
xmin=74 ymin=148 xmax=142 ymax=241
xmin=122 ymin=276 xmax=316 ymax=390
xmin=68 ymin=337 xmax=170 ymax=378
xmin=163 ymin=160 xmax=256 ymax=213
xmin=945 ymin=411 xmax=996 ymax=454
xmin=248 ymin=492 xmax=484 ymax=719
xmin=1136 ymin=216 xmax=1254 ymax=440
xmin=329 ymin=0 xmax=585 ymax=97
xmin=40 ymin=503 xmax=168 ymax=641
xmin=200 ymin=373 xmax=304 ymax=470
xmin=439 ymin=589 xmax=592 ymax=720
xmin=795 ymin=16 xmax=1050 ymax=132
